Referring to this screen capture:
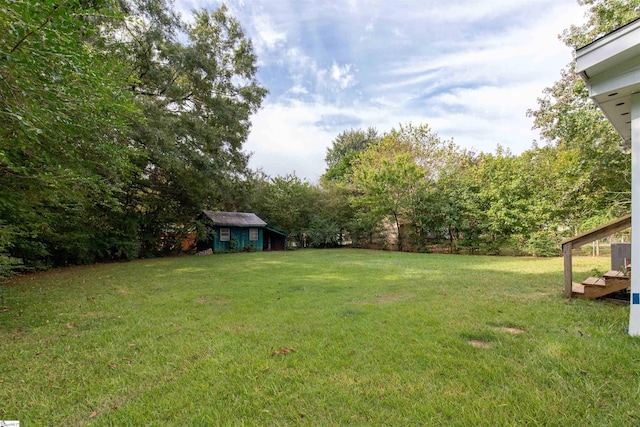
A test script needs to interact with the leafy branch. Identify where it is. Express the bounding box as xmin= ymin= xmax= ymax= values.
xmin=10 ymin=1 xmax=65 ymax=53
